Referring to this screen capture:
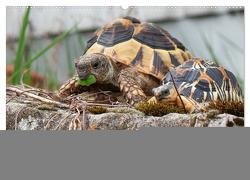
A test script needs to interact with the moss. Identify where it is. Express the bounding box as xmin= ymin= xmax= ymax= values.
xmin=135 ymin=102 xmax=186 ymax=116
xmin=107 ymin=107 xmax=143 ymax=115
xmin=207 ymin=101 xmax=244 ymax=117
xmin=88 ymin=106 xmax=107 ymax=114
